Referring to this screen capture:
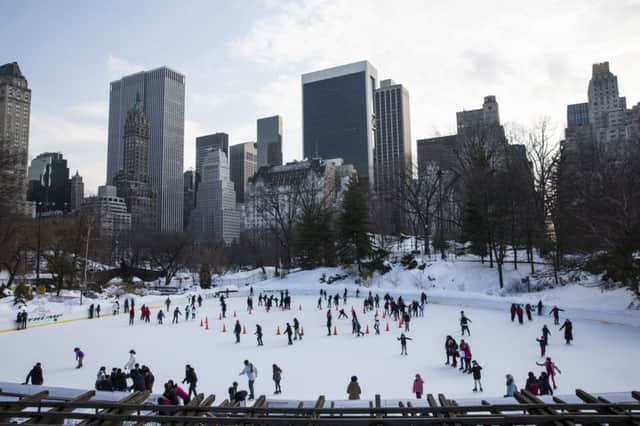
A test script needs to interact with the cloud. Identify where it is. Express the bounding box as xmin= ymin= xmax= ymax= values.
xmin=107 ymin=54 xmax=145 ymax=81
xmin=68 ymin=101 xmax=108 ymax=120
